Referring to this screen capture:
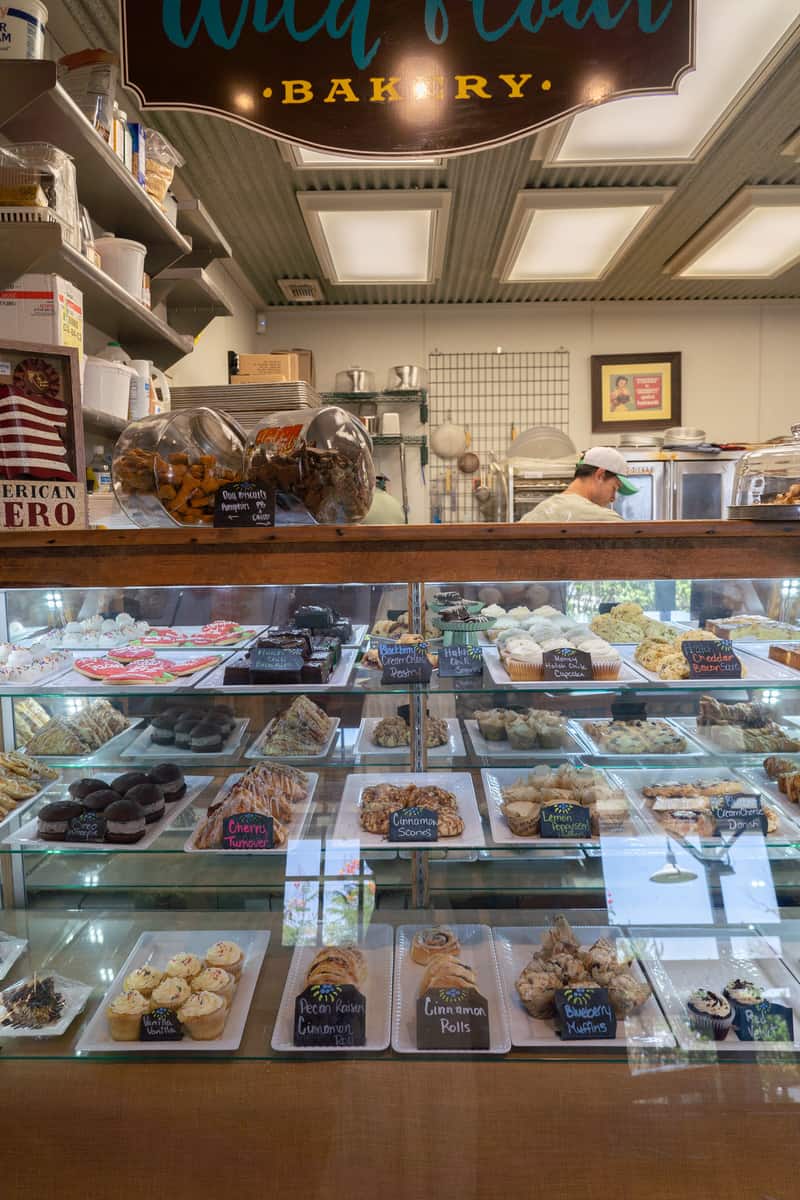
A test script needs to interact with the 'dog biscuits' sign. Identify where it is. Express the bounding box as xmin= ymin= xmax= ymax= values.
xmin=121 ymin=1 xmax=695 ymax=157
